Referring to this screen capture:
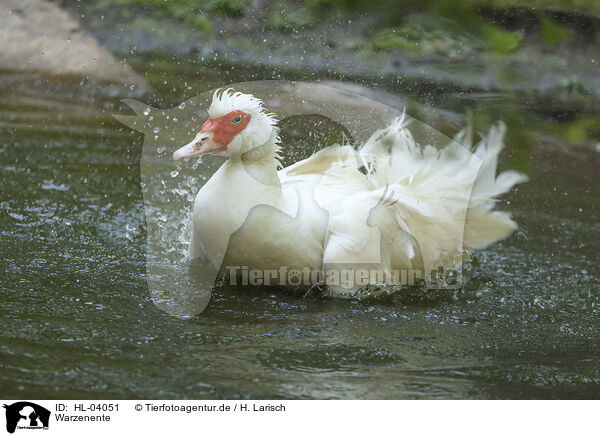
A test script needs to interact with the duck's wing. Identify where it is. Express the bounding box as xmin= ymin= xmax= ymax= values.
xmin=279 ymin=145 xmax=384 ymax=265
xmin=279 ymin=144 xmax=373 ymax=224
xmin=277 ymin=117 xmax=526 ymax=283
xmin=279 ymin=144 xmax=359 ymax=182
